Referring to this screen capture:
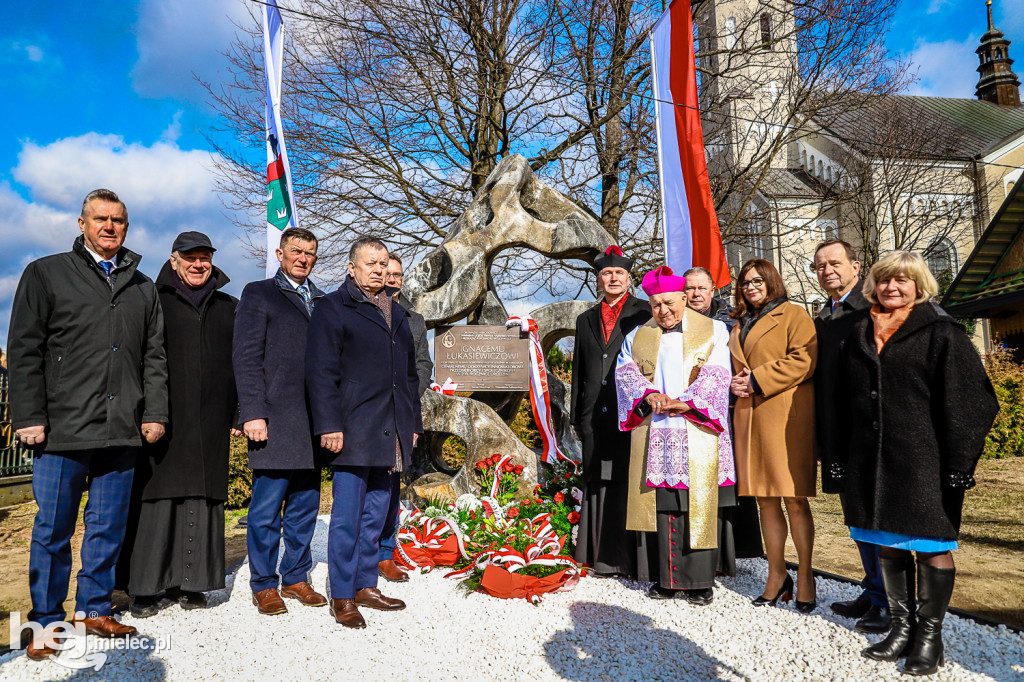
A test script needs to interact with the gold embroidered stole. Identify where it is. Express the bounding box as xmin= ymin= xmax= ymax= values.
xmin=625 ymin=309 xmax=720 ymax=549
